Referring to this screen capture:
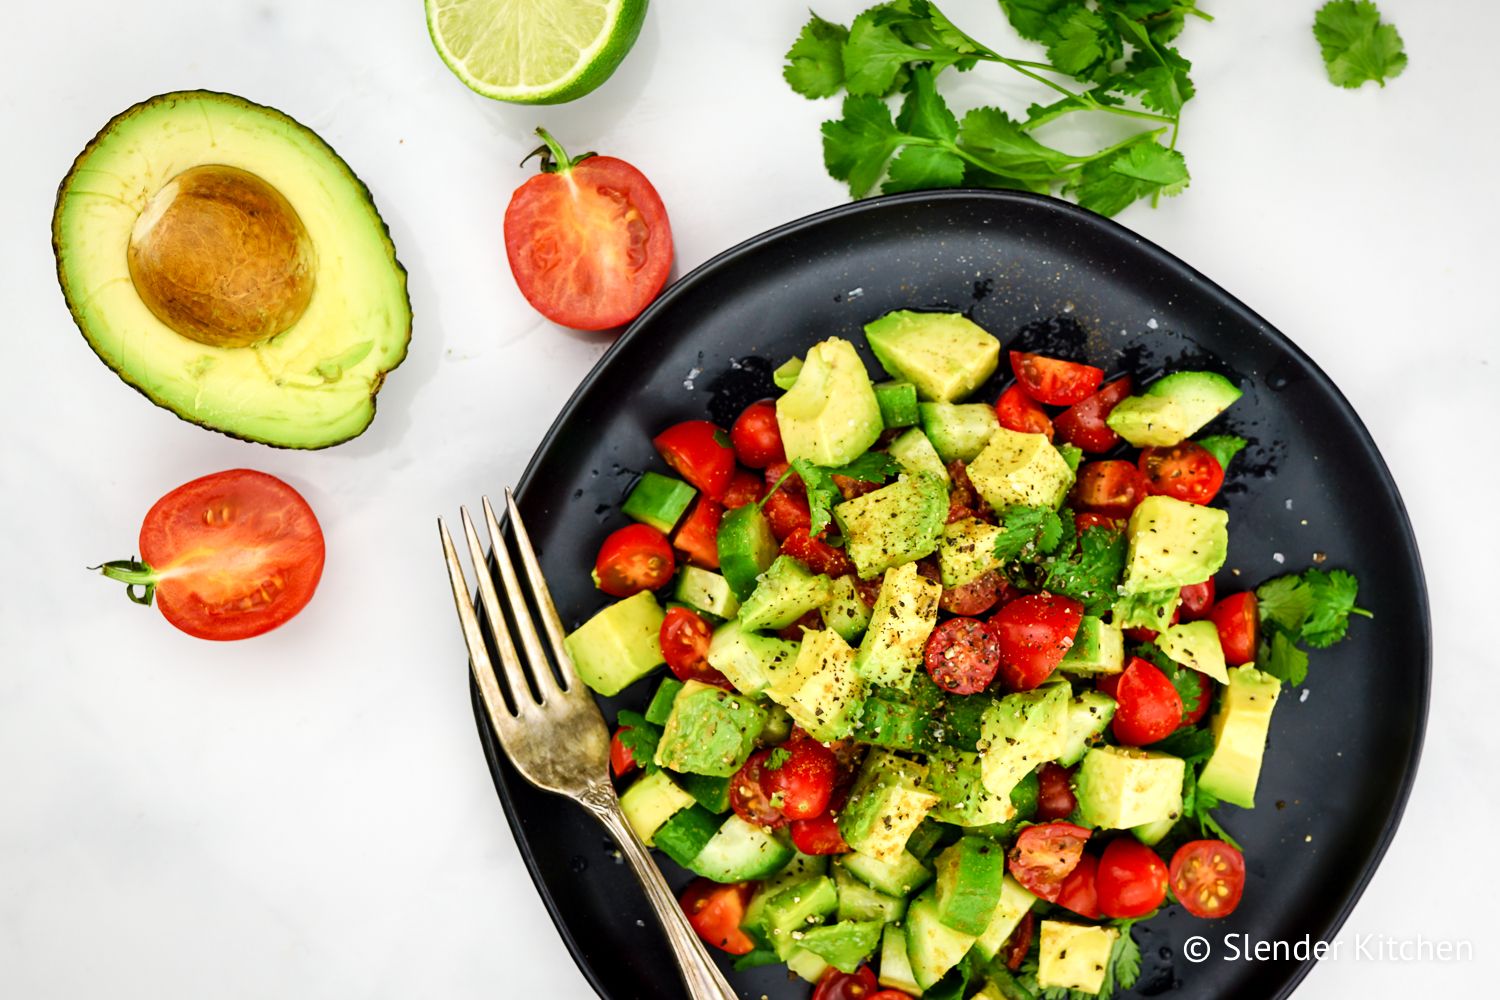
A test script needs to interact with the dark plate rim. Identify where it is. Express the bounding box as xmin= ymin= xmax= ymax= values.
xmin=474 ymin=188 xmax=1432 ymax=1000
